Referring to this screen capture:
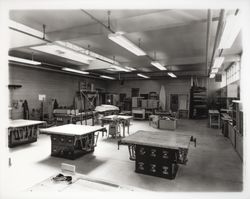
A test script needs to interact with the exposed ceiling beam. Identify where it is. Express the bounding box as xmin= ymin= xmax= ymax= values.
xmin=208 ymin=9 xmax=225 ymax=75
xmin=205 ymin=9 xmax=212 ymax=76
xmin=106 ymin=70 xmax=207 ymax=79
